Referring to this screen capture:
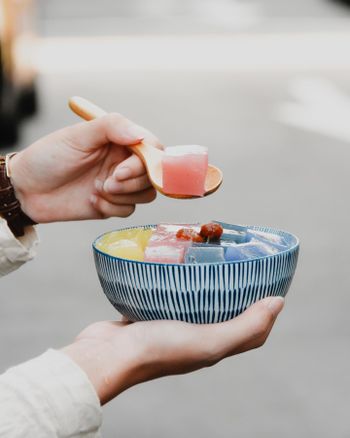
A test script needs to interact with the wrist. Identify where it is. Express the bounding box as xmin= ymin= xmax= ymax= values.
xmin=8 ymin=152 xmax=32 ymax=219
xmin=61 ymin=338 xmax=140 ymax=405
